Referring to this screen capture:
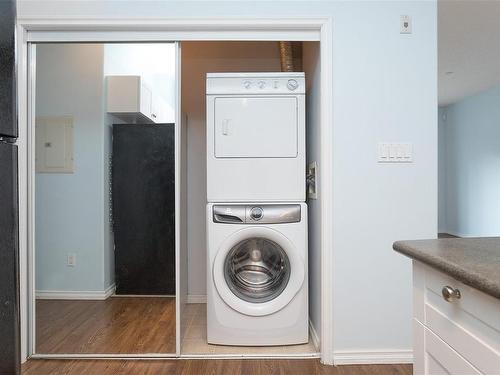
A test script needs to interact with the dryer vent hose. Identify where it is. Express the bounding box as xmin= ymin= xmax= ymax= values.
xmin=279 ymin=41 xmax=303 ymax=72
xmin=279 ymin=41 xmax=294 ymax=72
